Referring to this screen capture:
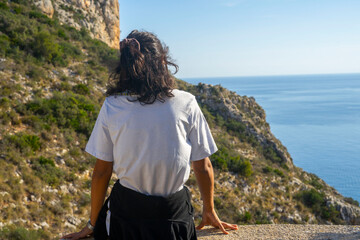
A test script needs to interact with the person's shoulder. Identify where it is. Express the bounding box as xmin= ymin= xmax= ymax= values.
xmin=171 ymin=89 xmax=196 ymax=101
xmin=104 ymin=94 xmax=135 ymax=105
xmin=104 ymin=95 xmax=117 ymax=103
